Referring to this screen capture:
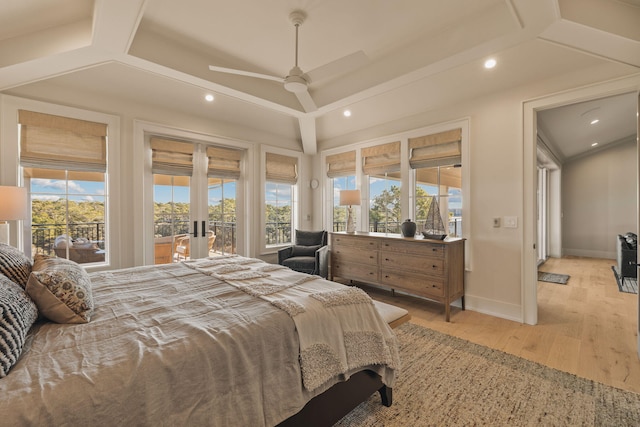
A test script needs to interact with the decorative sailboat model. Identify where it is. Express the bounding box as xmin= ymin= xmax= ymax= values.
xmin=422 ymin=196 xmax=447 ymax=240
